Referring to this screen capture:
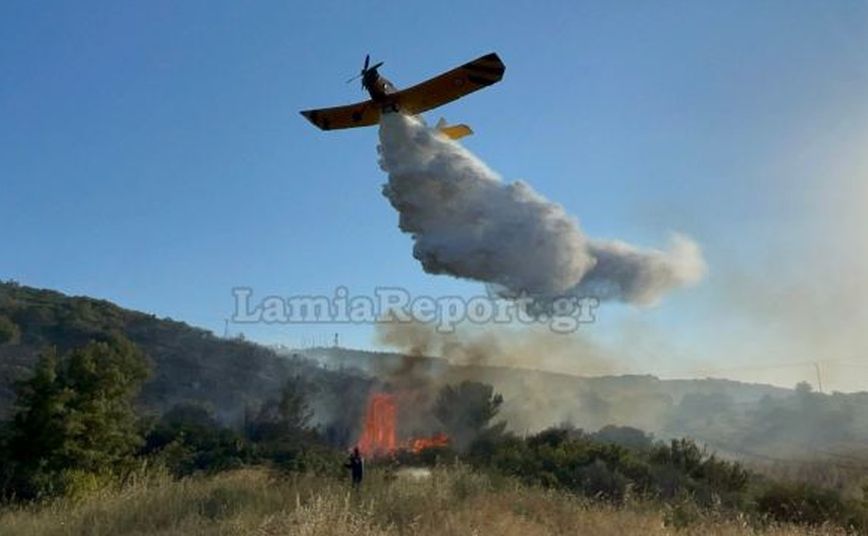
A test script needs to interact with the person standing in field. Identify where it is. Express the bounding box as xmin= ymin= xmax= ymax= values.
xmin=345 ymin=446 xmax=364 ymax=488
